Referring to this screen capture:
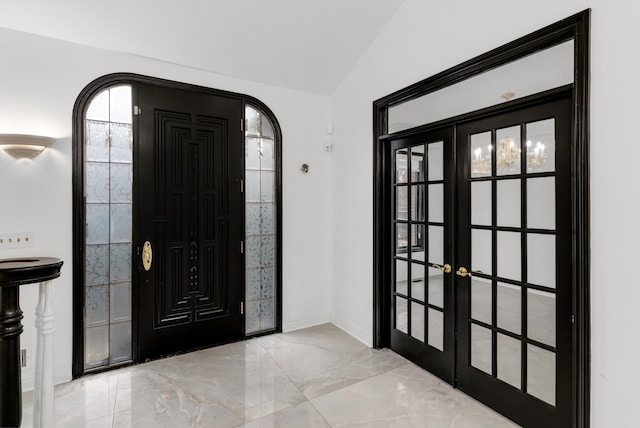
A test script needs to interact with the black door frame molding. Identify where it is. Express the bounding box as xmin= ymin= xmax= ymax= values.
xmin=373 ymin=10 xmax=590 ymax=427
xmin=72 ymin=72 xmax=283 ymax=378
